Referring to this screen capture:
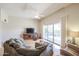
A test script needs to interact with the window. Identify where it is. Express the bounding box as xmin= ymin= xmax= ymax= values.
xmin=43 ymin=22 xmax=61 ymax=46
